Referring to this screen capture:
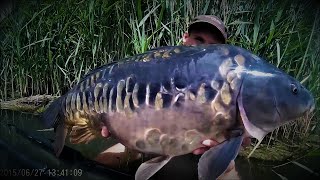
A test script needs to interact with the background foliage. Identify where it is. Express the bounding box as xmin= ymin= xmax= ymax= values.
xmin=0 ymin=0 xmax=319 ymax=139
